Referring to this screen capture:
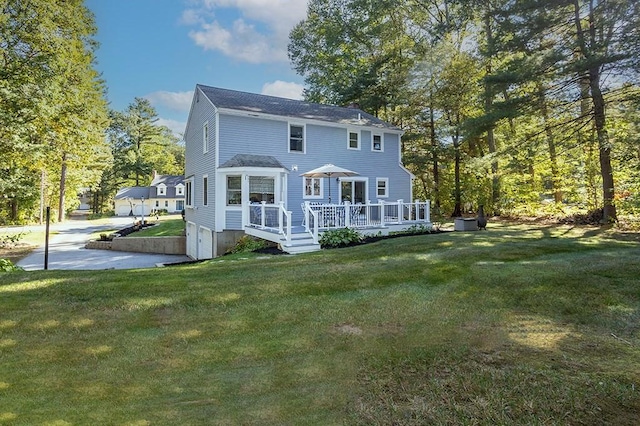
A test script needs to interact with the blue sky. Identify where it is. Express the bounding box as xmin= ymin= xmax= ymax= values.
xmin=86 ymin=0 xmax=309 ymax=137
